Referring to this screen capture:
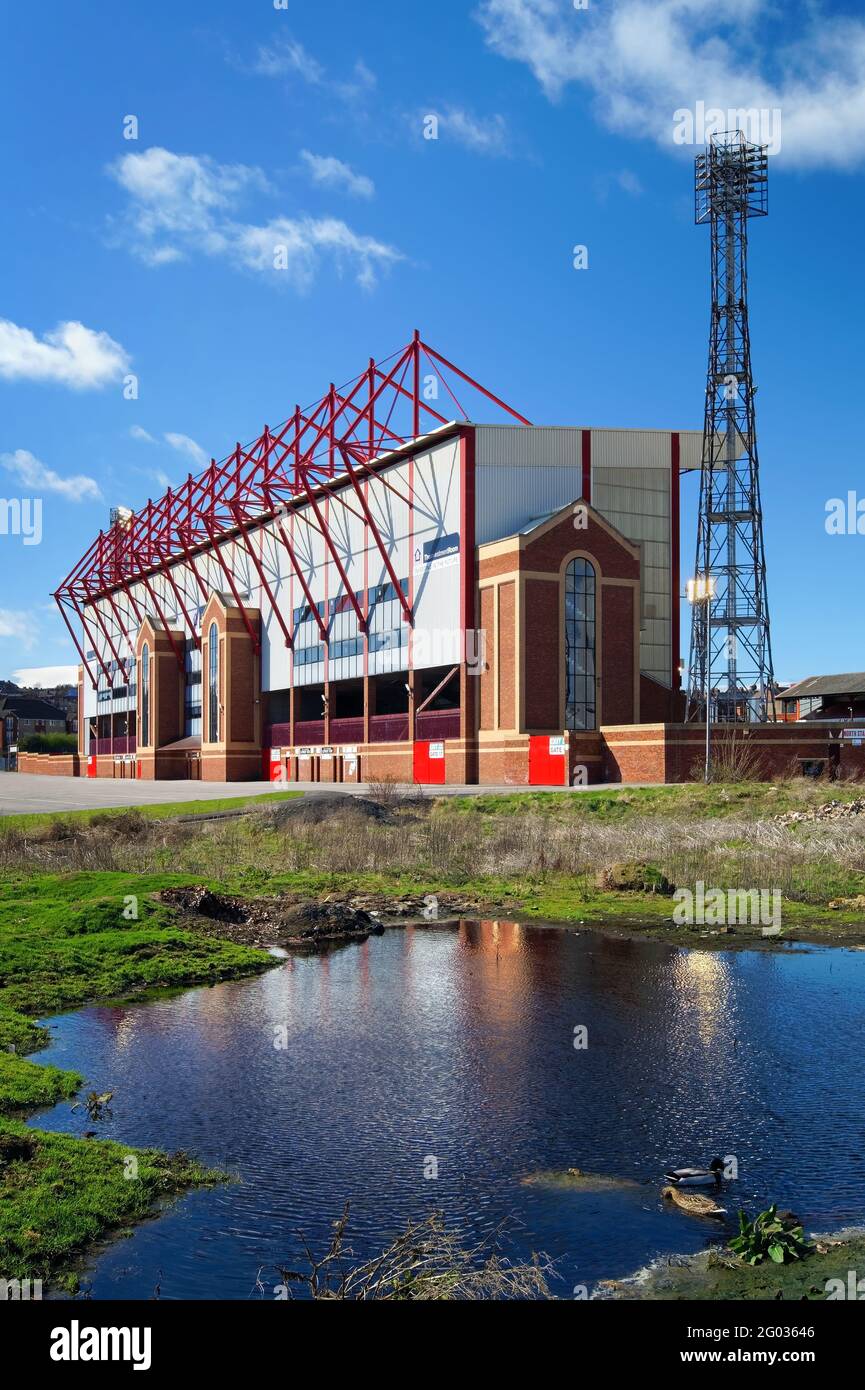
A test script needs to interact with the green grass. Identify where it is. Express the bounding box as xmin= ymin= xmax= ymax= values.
xmin=607 ymin=1234 xmax=865 ymax=1301
xmin=445 ymin=781 xmax=865 ymax=821
xmin=0 ymin=789 xmax=302 ymax=831
xmin=0 ymin=1117 xmax=223 ymax=1284
xmin=0 ymin=871 xmax=272 ymax=1150
xmin=0 ymin=871 xmax=273 ymax=1036
xmin=0 ymin=869 xmax=275 ymax=1284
